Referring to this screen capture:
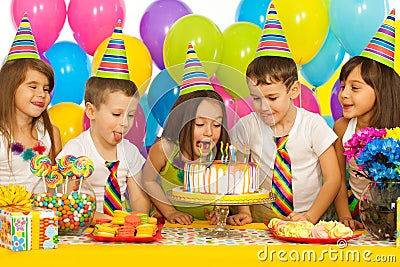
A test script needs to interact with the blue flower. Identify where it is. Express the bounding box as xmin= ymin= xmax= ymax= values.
xmin=12 ymin=235 xmax=25 ymax=251
xmin=356 ymin=137 xmax=400 ymax=181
